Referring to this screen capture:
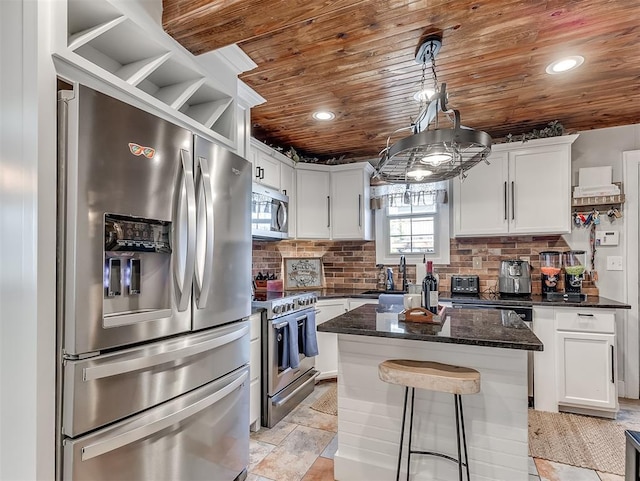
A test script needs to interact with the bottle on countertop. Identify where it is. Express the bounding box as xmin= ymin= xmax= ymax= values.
xmin=386 ymin=267 xmax=395 ymax=291
xmin=422 ymin=260 xmax=438 ymax=313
